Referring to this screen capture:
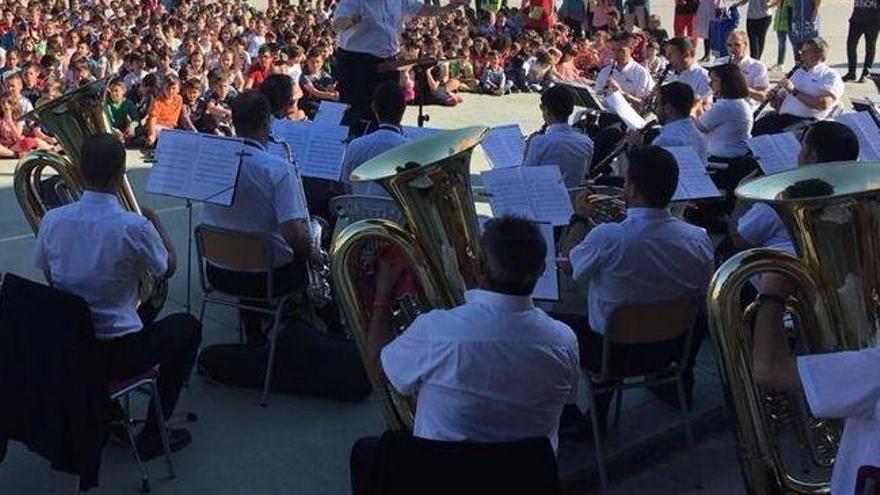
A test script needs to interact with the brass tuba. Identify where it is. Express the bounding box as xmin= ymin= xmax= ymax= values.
xmin=707 ymin=161 xmax=880 ymax=494
xmin=330 ymin=126 xmax=488 ymax=430
xmin=13 ymin=78 xmax=167 ymax=322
